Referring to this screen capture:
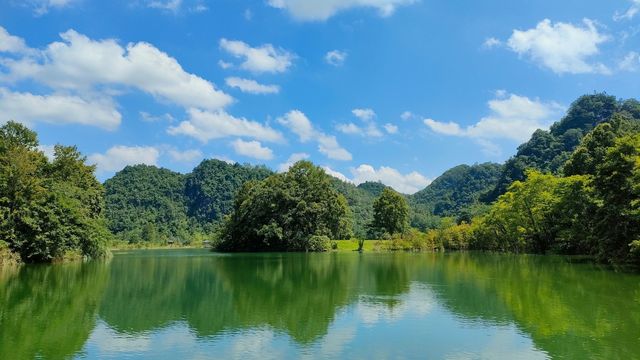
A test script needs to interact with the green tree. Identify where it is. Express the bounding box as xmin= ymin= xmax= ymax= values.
xmin=217 ymin=161 xmax=353 ymax=252
xmin=0 ymin=121 xmax=109 ymax=262
xmin=370 ymin=187 xmax=409 ymax=238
